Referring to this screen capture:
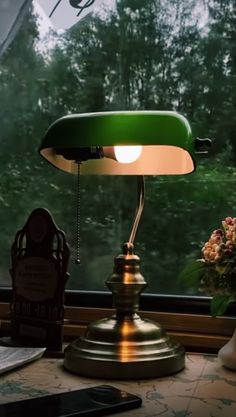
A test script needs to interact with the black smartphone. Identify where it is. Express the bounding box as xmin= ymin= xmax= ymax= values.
xmin=0 ymin=385 xmax=142 ymax=417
